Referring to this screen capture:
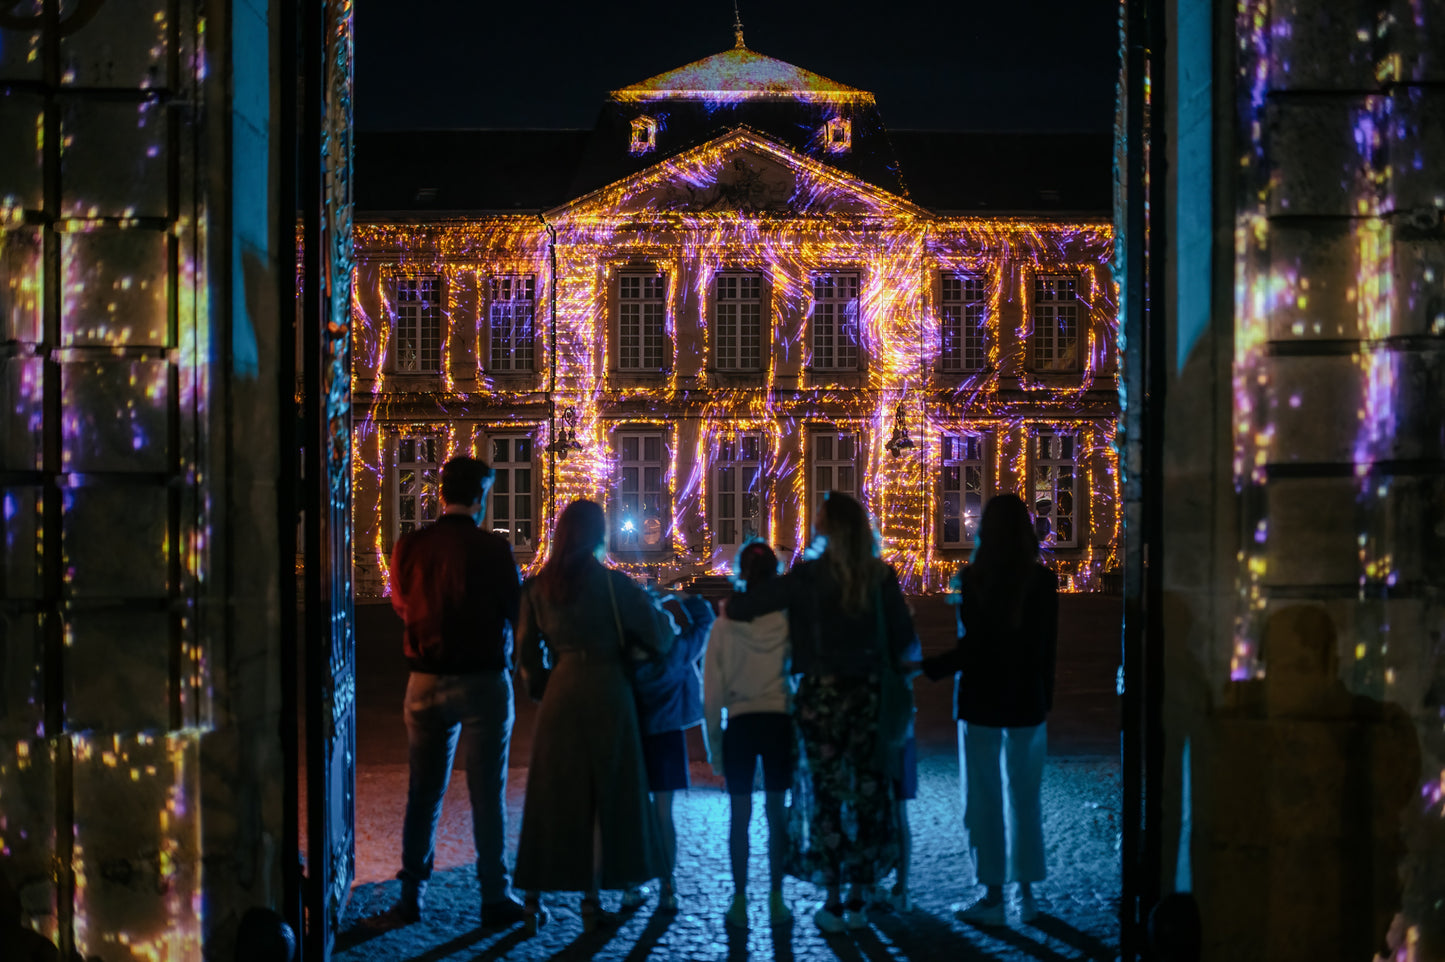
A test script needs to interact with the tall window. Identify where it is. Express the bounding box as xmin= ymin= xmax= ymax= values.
xmin=619 ymin=273 xmax=666 ymax=371
xmin=940 ymin=433 xmax=985 ymax=546
xmin=394 ymin=275 xmax=442 ymax=373
xmin=488 ymin=436 xmax=534 ymax=553
xmin=715 ymin=273 xmax=763 ymax=372
xmin=1032 ymin=430 xmax=1078 ymax=548
xmin=810 ymin=273 xmax=860 ymax=371
xmin=1032 ymin=274 xmax=1080 ymax=372
xmin=810 ymin=430 xmax=858 ymax=530
xmin=615 ymin=431 xmax=668 ymax=549
xmin=714 ymin=433 xmax=763 ymax=549
xmin=942 ymin=274 xmax=986 ymax=373
xmin=395 ymin=436 xmax=441 ymax=538
xmin=488 ymin=275 xmax=534 ymax=372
